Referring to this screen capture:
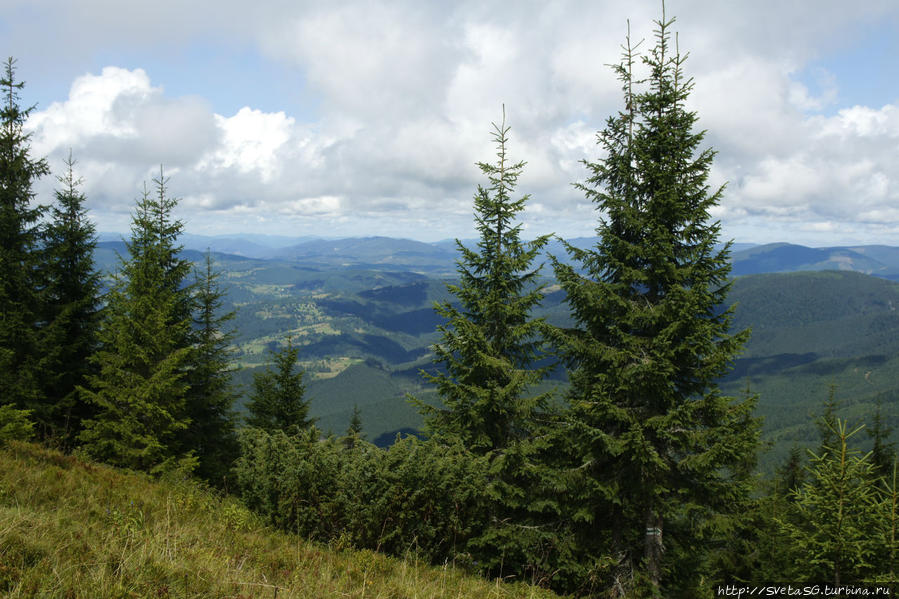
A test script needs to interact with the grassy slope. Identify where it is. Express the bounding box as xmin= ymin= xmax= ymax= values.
xmin=0 ymin=441 xmax=559 ymax=599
